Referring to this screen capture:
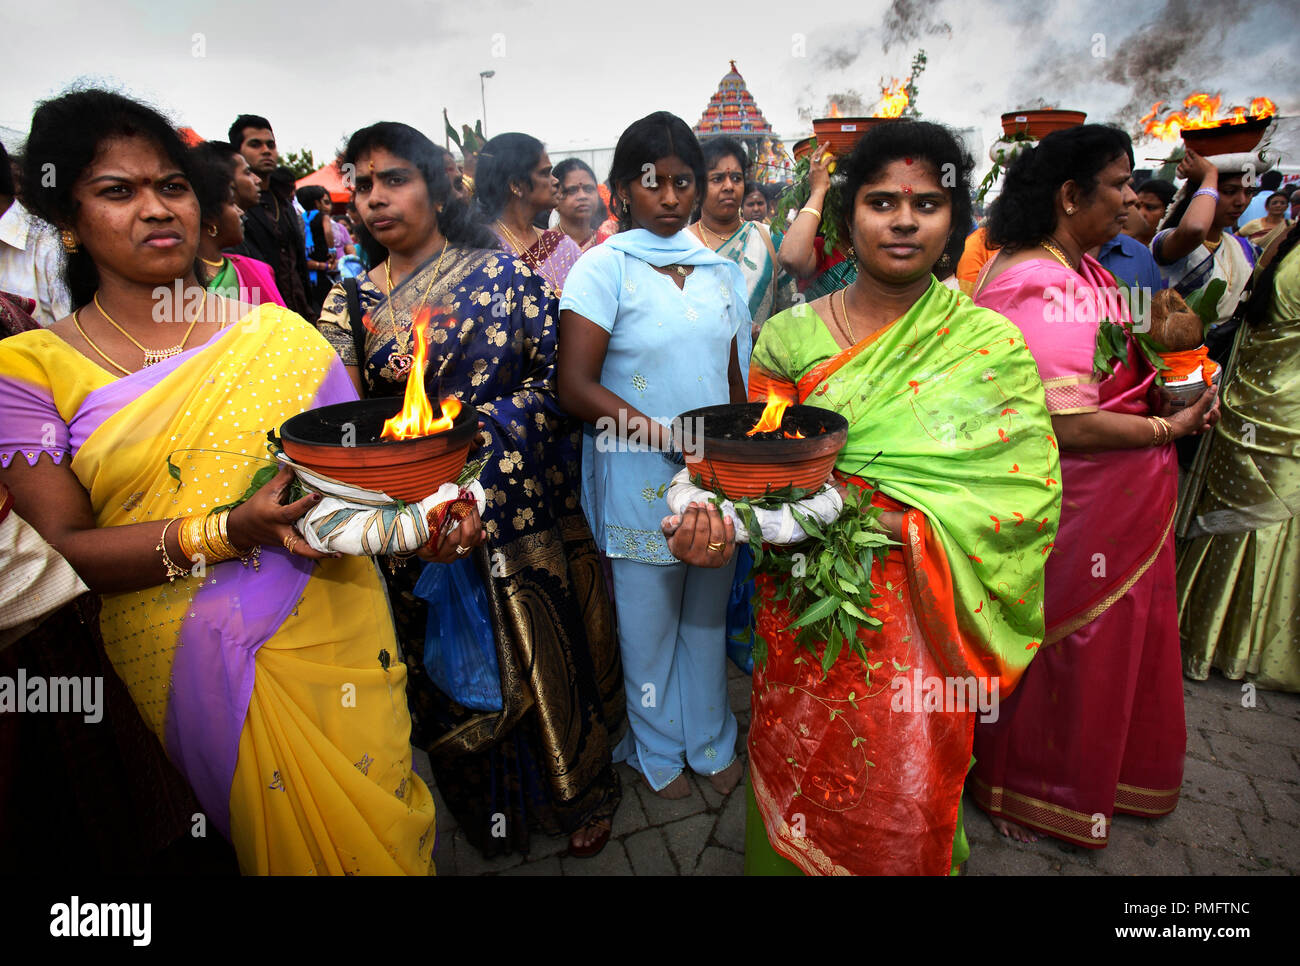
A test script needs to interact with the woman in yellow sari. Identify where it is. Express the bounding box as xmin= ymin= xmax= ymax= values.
xmin=0 ymin=89 xmax=444 ymax=875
